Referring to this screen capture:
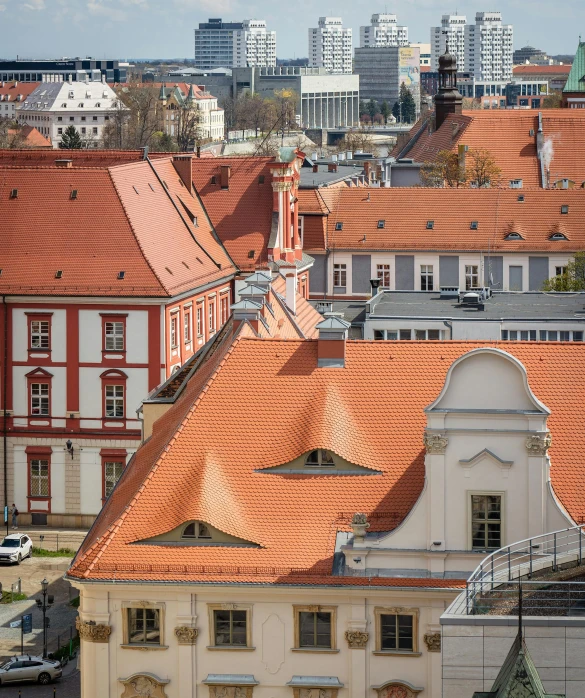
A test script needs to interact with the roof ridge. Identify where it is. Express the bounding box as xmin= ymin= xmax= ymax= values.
xmin=106 ymin=166 xmax=168 ymax=295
